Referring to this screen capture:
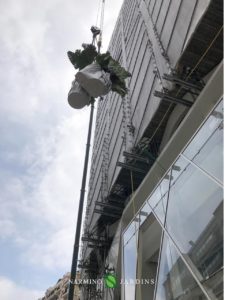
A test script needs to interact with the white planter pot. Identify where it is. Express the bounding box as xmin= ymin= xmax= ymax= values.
xmin=68 ymin=80 xmax=91 ymax=109
xmin=76 ymin=63 xmax=112 ymax=98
